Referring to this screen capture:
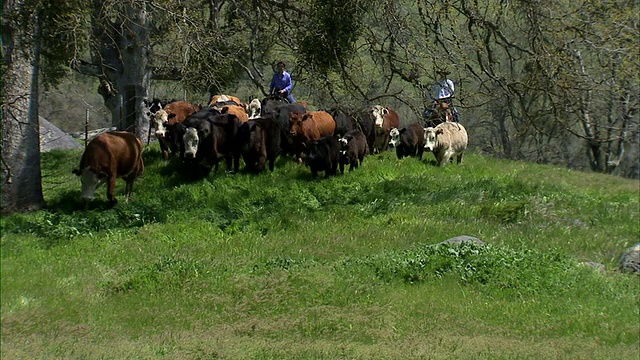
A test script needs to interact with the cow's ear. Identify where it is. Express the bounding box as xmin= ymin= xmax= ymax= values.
xmin=345 ymin=135 xmax=353 ymax=141
xmin=72 ymin=168 xmax=81 ymax=176
xmin=221 ymin=106 xmax=229 ymax=114
xmin=436 ymin=128 xmax=444 ymax=135
xmin=382 ymin=108 xmax=389 ymax=115
xmin=303 ymin=113 xmax=313 ymax=121
xmin=168 ymin=113 xmax=176 ymax=119
xmin=399 ymin=128 xmax=407 ymax=134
